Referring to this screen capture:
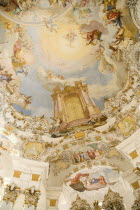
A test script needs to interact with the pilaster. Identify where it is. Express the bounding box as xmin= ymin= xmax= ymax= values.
xmin=46 ymin=187 xmax=62 ymax=210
